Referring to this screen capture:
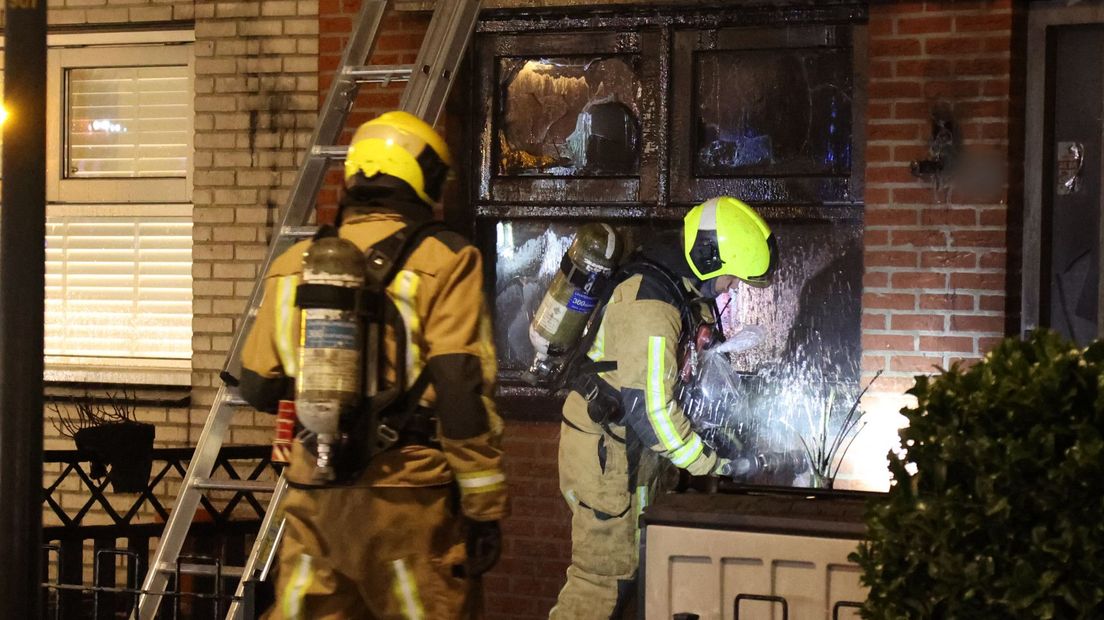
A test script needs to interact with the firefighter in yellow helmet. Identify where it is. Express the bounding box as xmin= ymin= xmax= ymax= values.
xmin=549 ymin=196 xmax=776 ymax=619
xmin=240 ymin=111 xmax=508 ymax=619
